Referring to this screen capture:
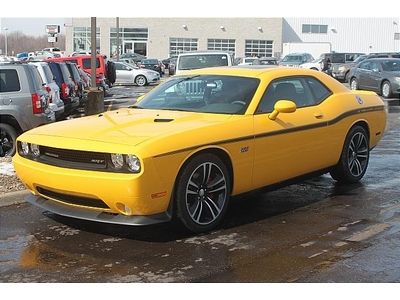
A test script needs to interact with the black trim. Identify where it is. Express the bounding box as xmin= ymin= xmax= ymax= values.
xmin=255 ymin=75 xmax=333 ymax=114
xmin=153 ymin=105 xmax=384 ymax=158
xmin=36 ymin=186 xmax=110 ymax=209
